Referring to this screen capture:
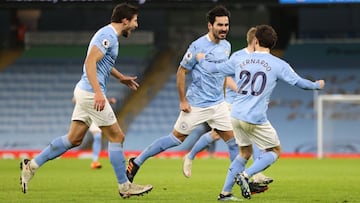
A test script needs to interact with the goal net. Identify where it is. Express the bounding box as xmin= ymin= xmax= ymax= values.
xmin=316 ymin=94 xmax=360 ymax=158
